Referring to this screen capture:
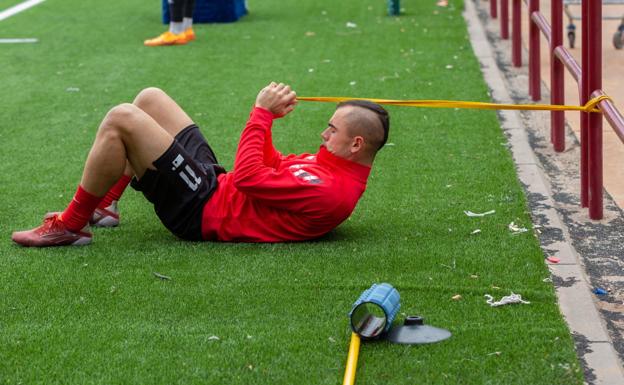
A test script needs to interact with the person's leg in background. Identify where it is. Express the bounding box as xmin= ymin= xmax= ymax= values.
xmin=144 ymin=0 xmax=192 ymax=47
xmin=182 ymin=0 xmax=196 ymax=42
